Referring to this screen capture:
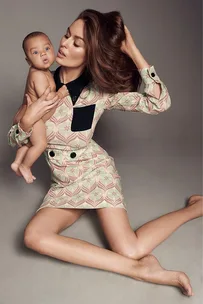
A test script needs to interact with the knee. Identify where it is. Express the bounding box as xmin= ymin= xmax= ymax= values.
xmin=24 ymin=227 xmax=48 ymax=254
xmin=113 ymin=243 xmax=148 ymax=260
